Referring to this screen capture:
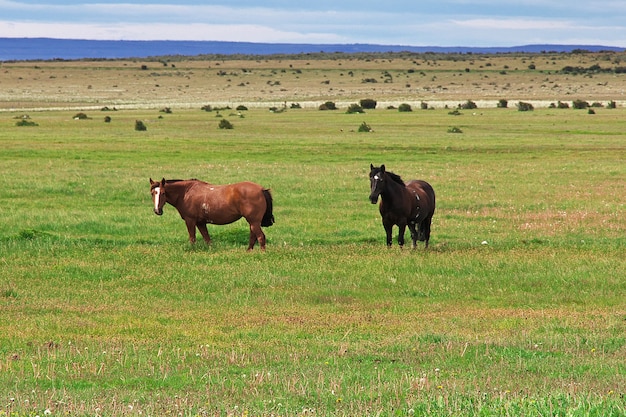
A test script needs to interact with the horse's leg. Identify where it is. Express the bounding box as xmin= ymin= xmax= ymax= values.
xmin=397 ymin=221 xmax=407 ymax=248
xmin=422 ymin=216 xmax=433 ymax=249
xmin=184 ymin=219 xmax=197 ymax=244
xmin=383 ymin=219 xmax=394 ymax=247
xmin=408 ymin=223 xmax=418 ymax=249
xmin=248 ymin=222 xmax=266 ymax=251
xmin=197 ymin=223 xmax=212 ymax=245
